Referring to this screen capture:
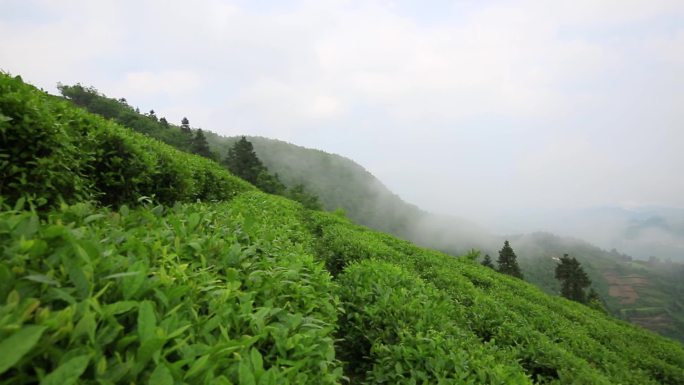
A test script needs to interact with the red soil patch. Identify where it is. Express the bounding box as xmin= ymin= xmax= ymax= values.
xmin=629 ymin=313 xmax=673 ymax=332
xmin=603 ymin=270 xmax=644 ymax=305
